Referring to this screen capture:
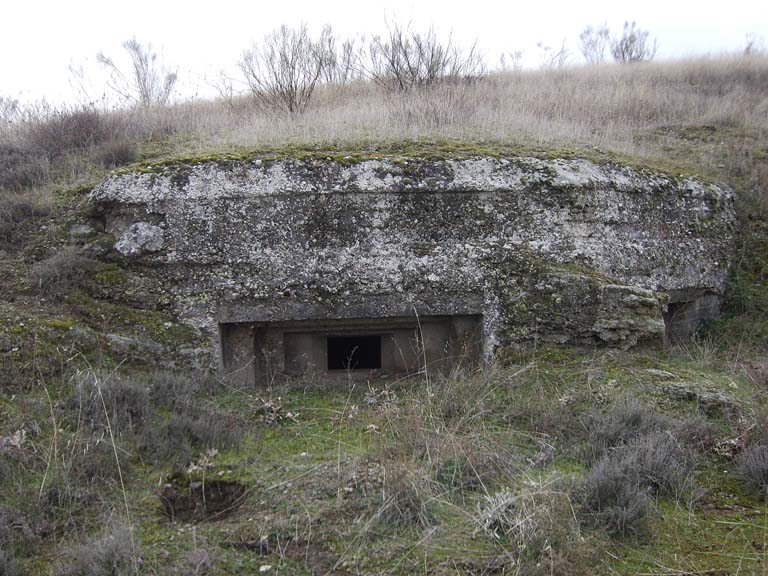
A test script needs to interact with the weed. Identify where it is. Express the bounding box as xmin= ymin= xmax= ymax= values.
xmin=28 ymin=248 xmax=97 ymax=300
xmin=737 ymin=444 xmax=768 ymax=501
xmin=373 ymin=460 xmax=434 ymax=531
